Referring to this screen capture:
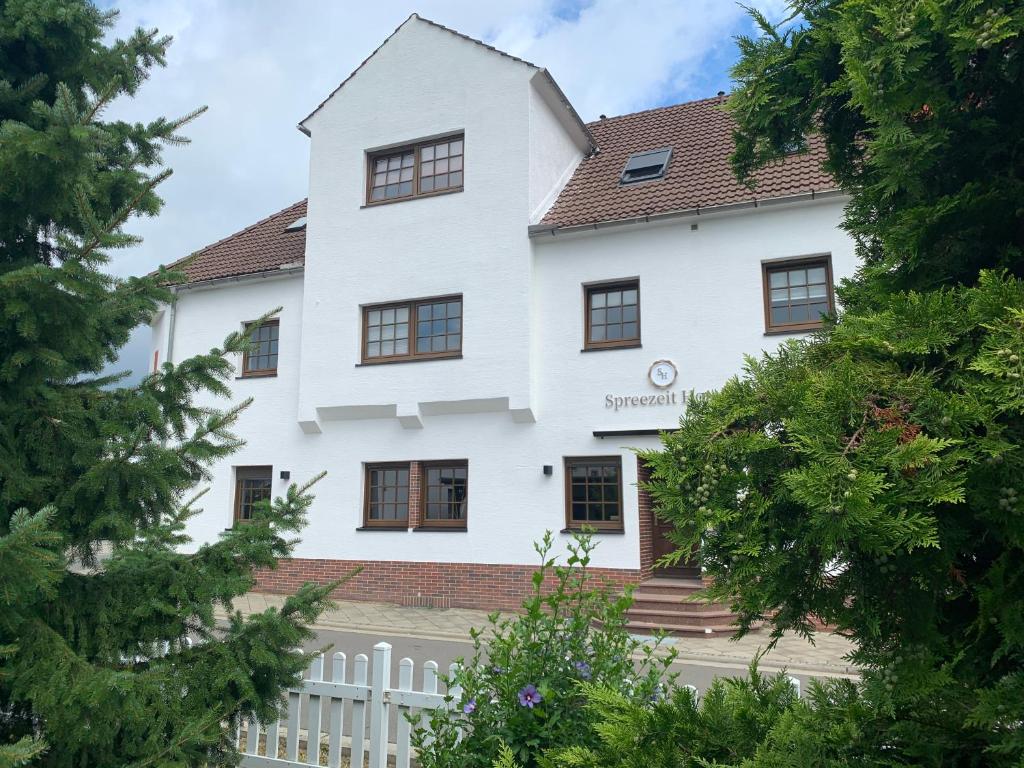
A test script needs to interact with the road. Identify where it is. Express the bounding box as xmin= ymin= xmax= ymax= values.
xmin=301 ymin=626 xmax=833 ymax=697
